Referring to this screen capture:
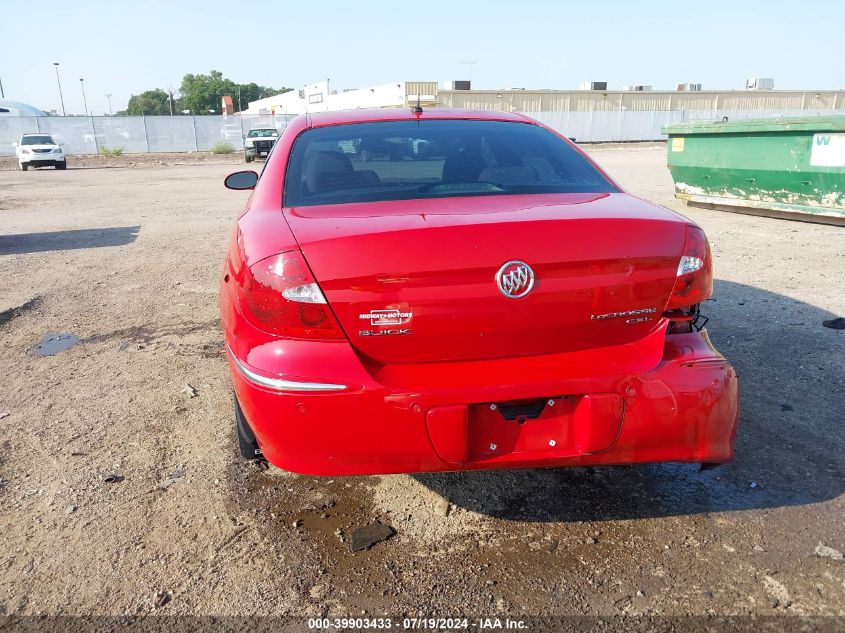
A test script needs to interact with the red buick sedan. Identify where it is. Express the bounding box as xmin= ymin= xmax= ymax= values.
xmin=219 ymin=108 xmax=738 ymax=476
